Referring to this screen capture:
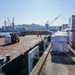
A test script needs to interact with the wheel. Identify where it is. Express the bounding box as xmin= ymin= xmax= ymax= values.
xmin=16 ymin=38 xmax=20 ymax=43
